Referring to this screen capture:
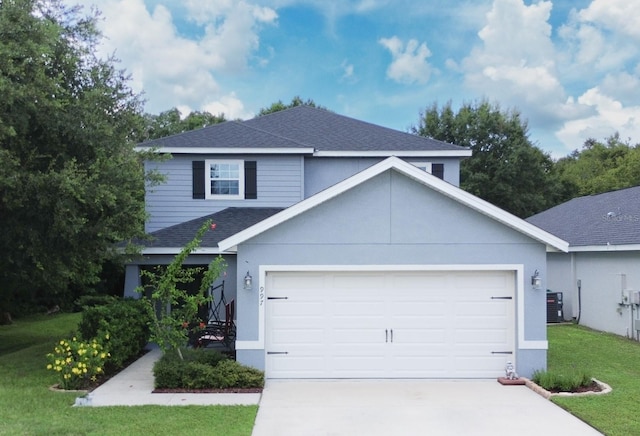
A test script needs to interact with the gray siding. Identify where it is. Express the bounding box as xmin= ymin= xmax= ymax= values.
xmin=234 ymin=170 xmax=548 ymax=377
xmin=548 ymin=251 xmax=640 ymax=338
xmin=304 ymin=157 xmax=461 ymax=197
xmin=145 ymin=155 xmax=304 ymax=232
